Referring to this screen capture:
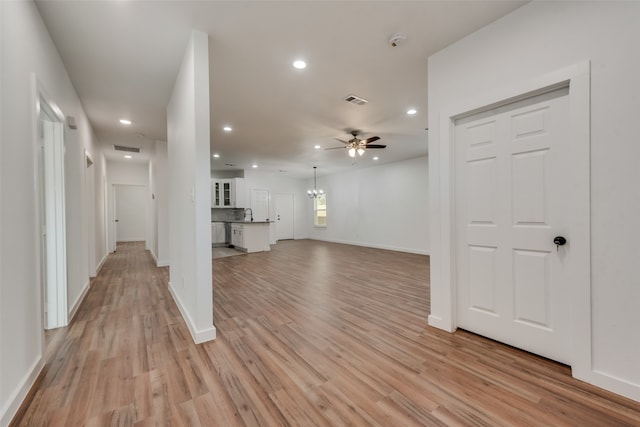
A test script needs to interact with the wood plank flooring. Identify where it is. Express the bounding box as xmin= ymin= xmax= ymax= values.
xmin=12 ymin=240 xmax=640 ymax=426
